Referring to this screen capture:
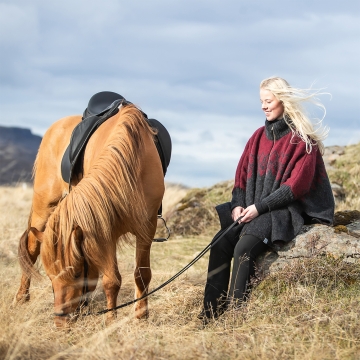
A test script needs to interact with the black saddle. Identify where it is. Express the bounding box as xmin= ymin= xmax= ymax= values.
xmin=61 ymin=91 xmax=171 ymax=185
